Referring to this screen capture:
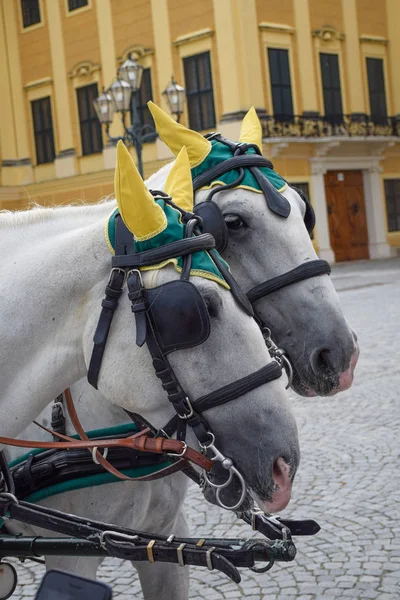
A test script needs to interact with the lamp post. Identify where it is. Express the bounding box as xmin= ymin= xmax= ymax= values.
xmin=94 ymin=57 xmax=185 ymax=177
